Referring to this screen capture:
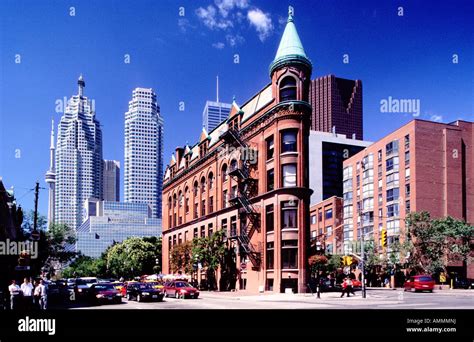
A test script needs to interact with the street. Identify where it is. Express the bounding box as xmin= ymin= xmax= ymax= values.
xmin=66 ymin=288 xmax=473 ymax=310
